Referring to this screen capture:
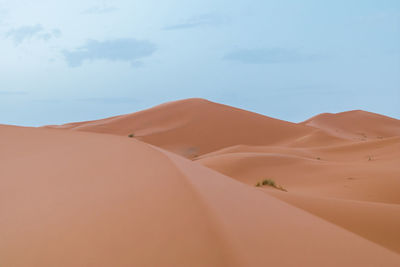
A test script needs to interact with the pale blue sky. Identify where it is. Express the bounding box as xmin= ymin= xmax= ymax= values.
xmin=0 ymin=0 xmax=399 ymax=126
